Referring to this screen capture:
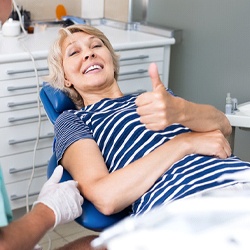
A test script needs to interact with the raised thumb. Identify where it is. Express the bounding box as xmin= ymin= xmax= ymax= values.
xmin=48 ymin=165 xmax=63 ymax=184
xmin=149 ymin=63 xmax=163 ymax=91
